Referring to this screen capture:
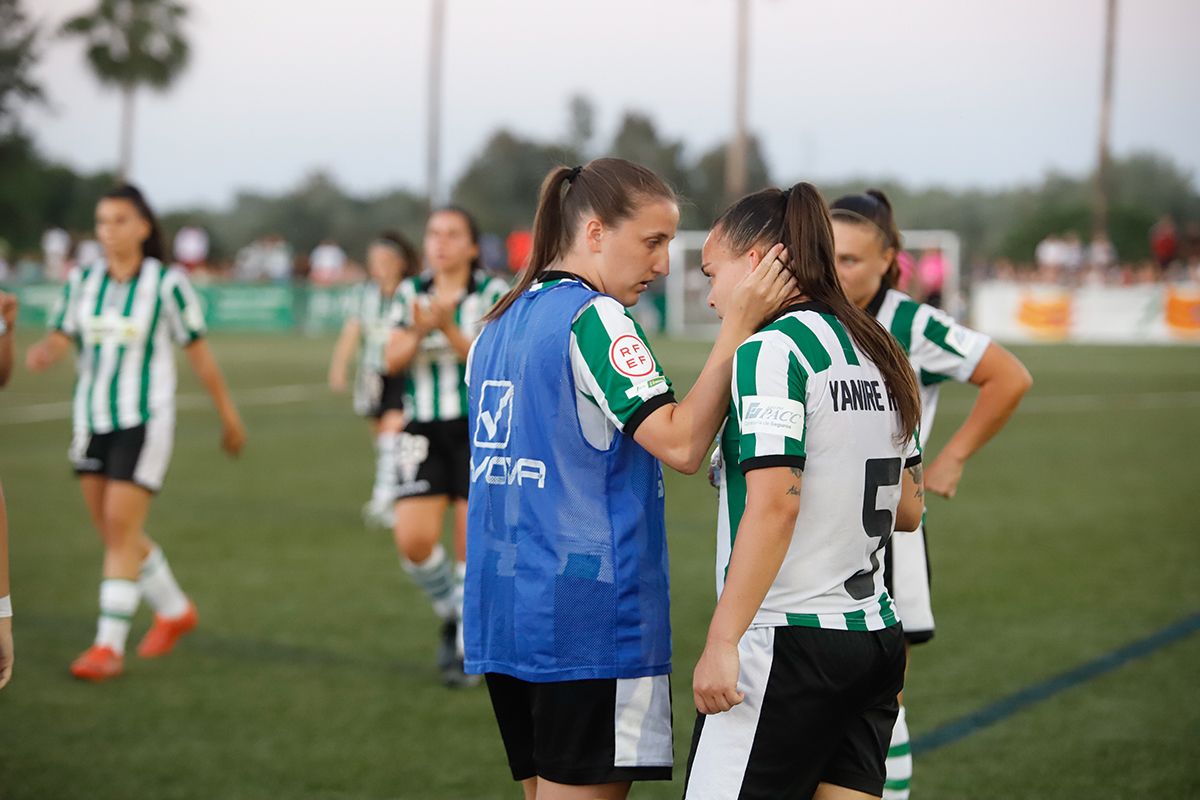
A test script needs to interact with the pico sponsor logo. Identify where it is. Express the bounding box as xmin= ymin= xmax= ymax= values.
xmin=740 ymin=396 xmax=806 ymax=439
